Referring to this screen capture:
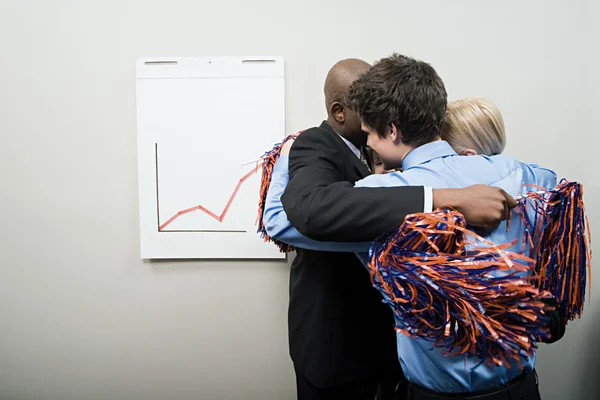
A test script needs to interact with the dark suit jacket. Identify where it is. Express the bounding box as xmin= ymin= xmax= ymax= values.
xmin=281 ymin=122 xmax=425 ymax=388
